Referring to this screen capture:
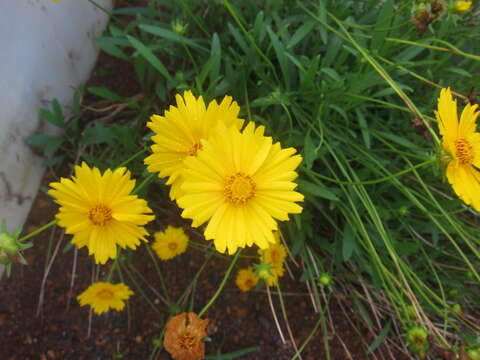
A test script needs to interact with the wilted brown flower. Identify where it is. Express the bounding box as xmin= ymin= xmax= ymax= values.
xmin=164 ymin=312 xmax=209 ymax=360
